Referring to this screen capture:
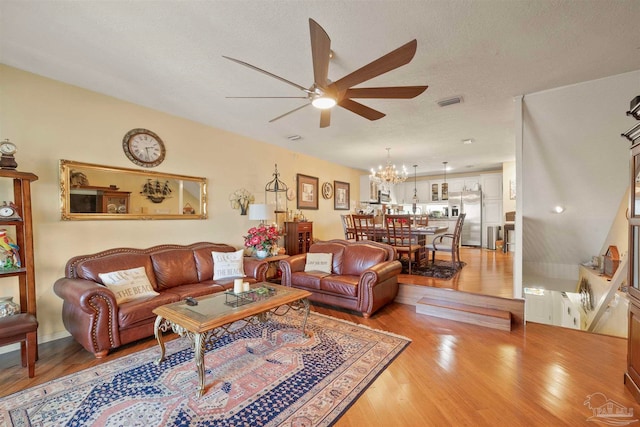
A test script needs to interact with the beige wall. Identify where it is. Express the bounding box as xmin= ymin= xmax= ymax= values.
xmin=0 ymin=65 xmax=362 ymax=343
